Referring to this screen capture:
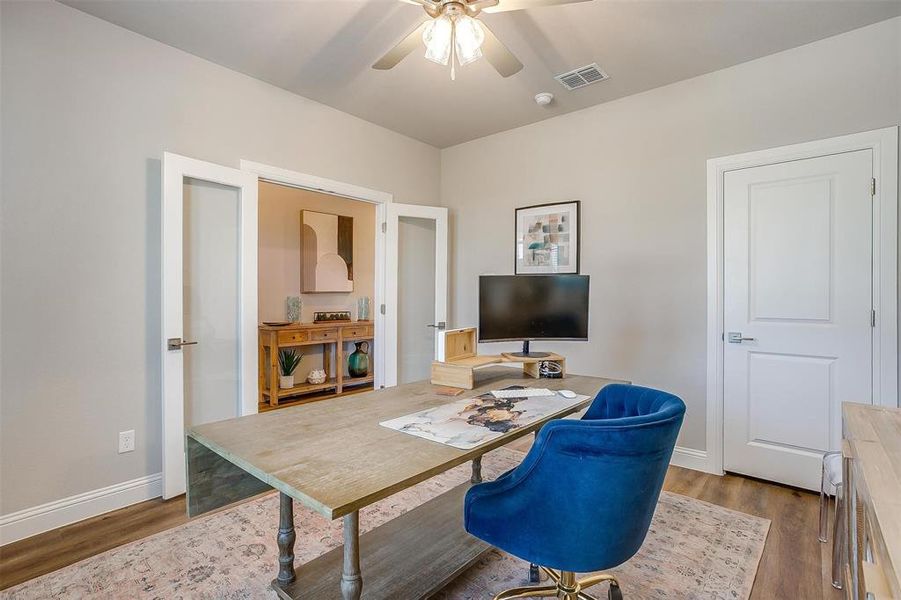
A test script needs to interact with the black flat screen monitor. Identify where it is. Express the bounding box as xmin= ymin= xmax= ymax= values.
xmin=479 ymin=275 xmax=589 ymax=357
